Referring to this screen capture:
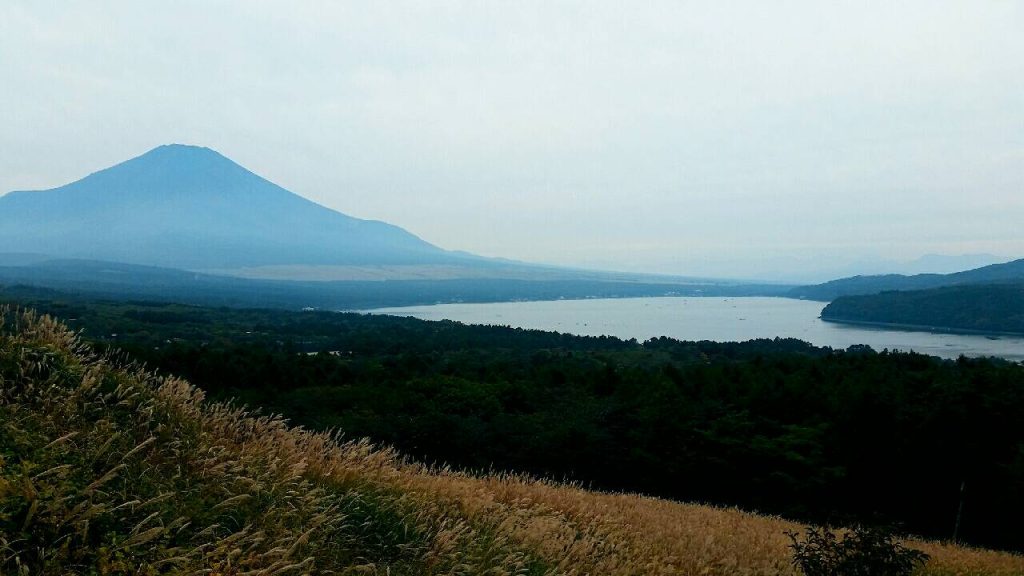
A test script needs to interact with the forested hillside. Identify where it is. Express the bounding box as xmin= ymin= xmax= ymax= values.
xmin=4 ymin=288 xmax=1024 ymax=552
xmin=2 ymin=309 xmax=1022 ymax=575
xmin=822 ymin=283 xmax=1024 ymax=334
